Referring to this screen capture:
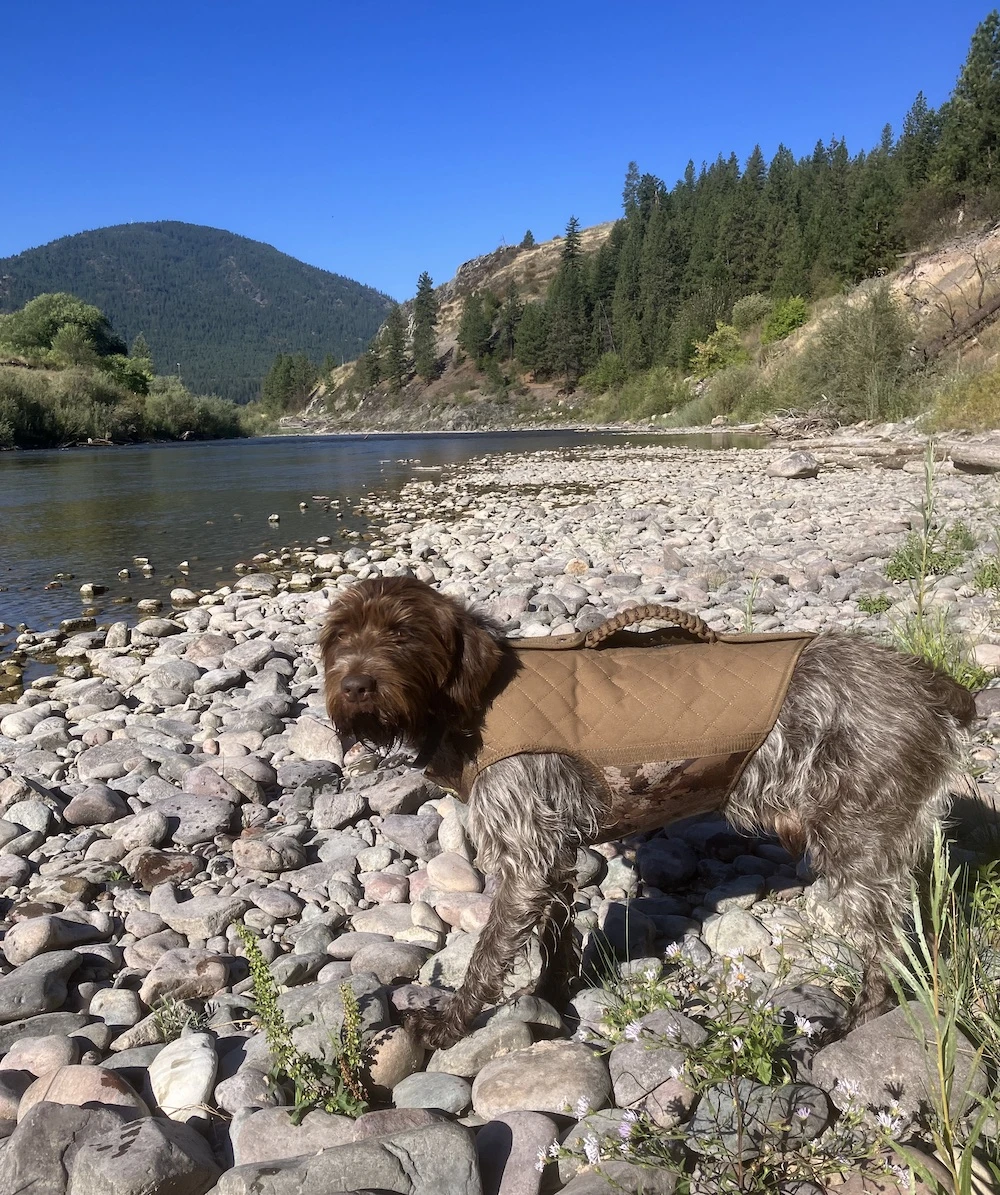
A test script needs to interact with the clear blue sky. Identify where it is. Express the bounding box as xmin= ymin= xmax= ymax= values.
xmin=1 ymin=1 xmax=992 ymax=300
